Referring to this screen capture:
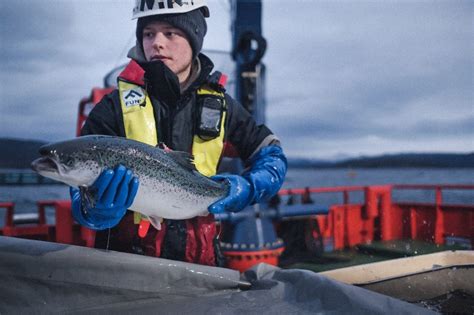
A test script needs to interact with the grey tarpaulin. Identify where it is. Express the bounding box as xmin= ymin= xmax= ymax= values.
xmin=0 ymin=236 xmax=435 ymax=314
